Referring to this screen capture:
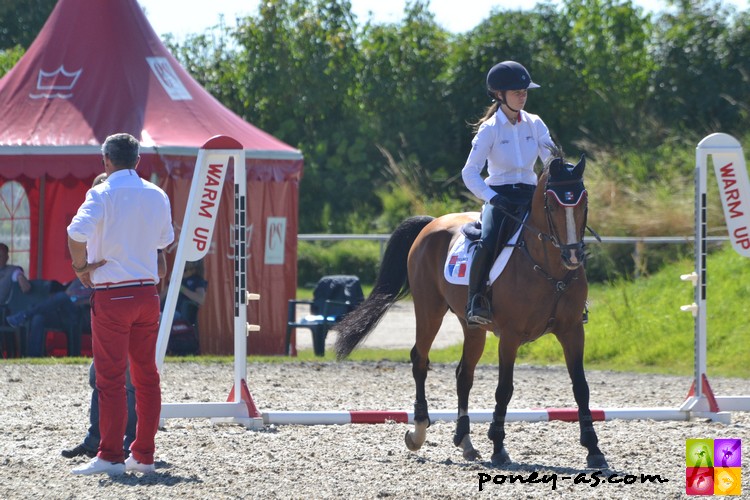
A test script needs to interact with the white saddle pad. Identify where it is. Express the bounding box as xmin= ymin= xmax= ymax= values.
xmin=443 ymin=225 xmax=522 ymax=286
